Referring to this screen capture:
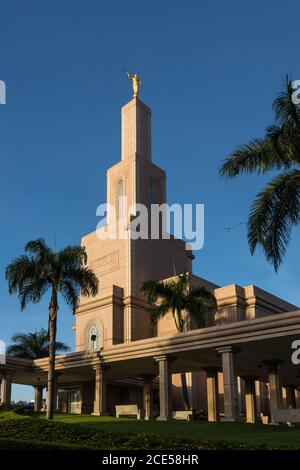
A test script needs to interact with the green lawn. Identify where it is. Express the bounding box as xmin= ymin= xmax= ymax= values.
xmin=54 ymin=413 xmax=300 ymax=447
xmin=1 ymin=409 xmax=300 ymax=449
